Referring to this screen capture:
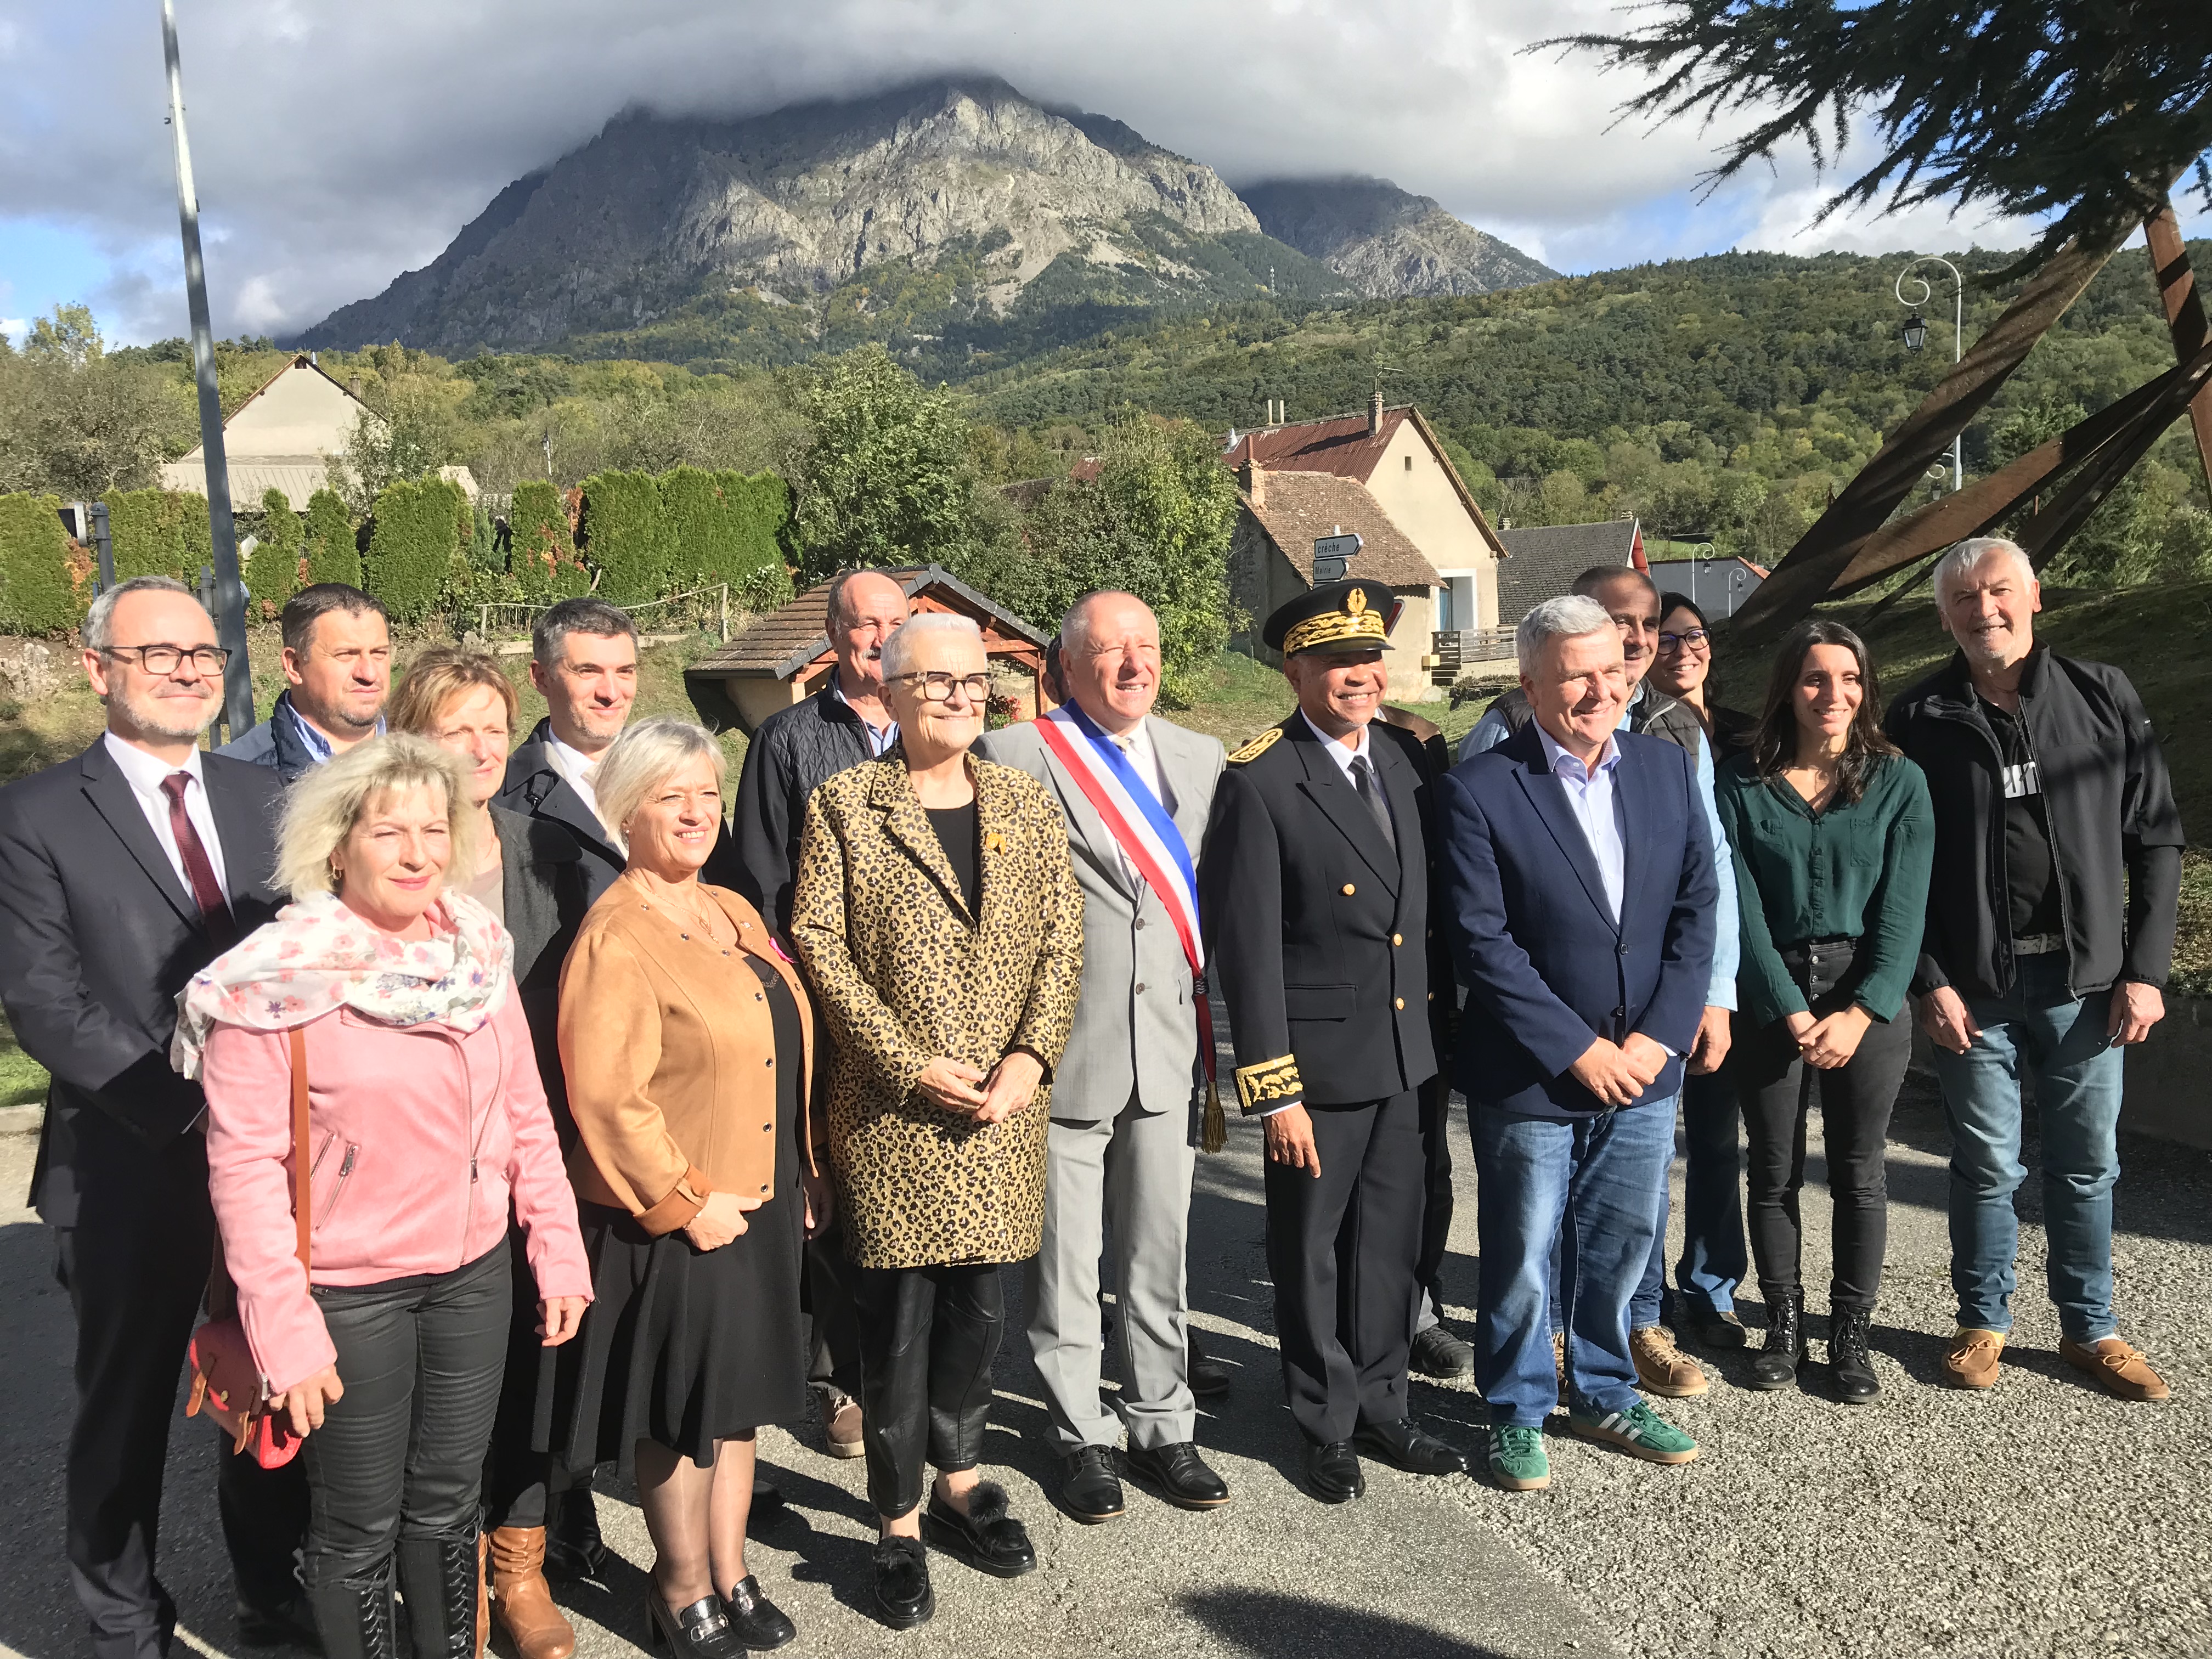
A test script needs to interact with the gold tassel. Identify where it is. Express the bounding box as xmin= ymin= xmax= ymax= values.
xmin=1200 ymin=1079 xmax=1226 ymax=1154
